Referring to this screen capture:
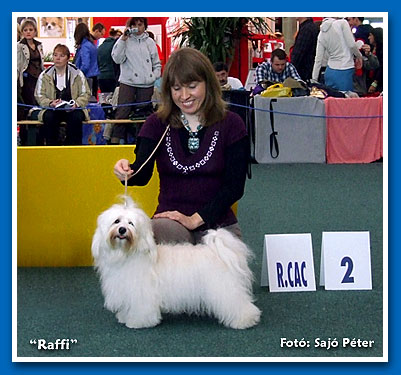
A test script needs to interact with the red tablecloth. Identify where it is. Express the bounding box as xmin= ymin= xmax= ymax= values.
xmin=325 ymin=96 xmax=383 ymax=164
